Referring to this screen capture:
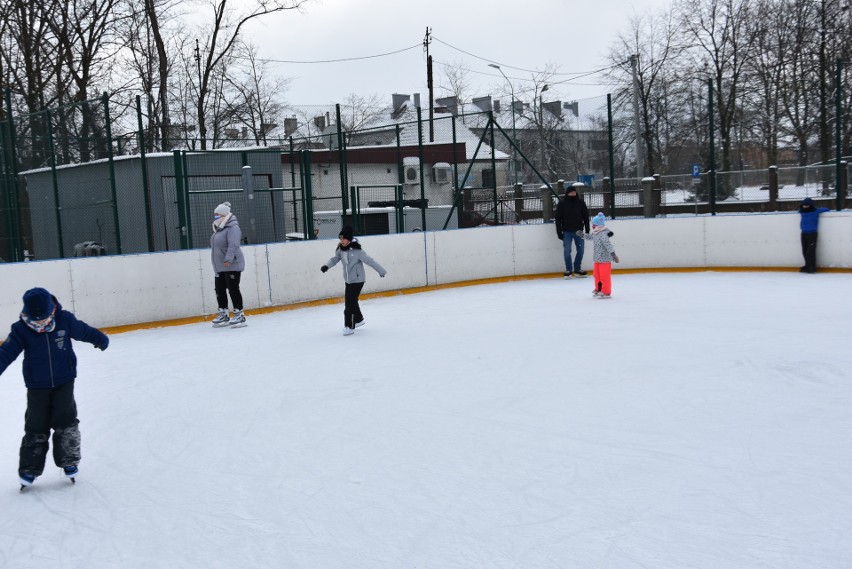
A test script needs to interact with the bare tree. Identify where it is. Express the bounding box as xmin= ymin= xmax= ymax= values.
xmin=608 ymin=9 xmax=683 ymax=176
xmin=223 ymin=41 xmax=290 ymax=145
xmin=437 ymin=59 xmax=472 ymax=108
xmin=190 ymin=0 xmax=310 ymax=150
xmin=678 ymin=0 xmax=759 ymax=196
